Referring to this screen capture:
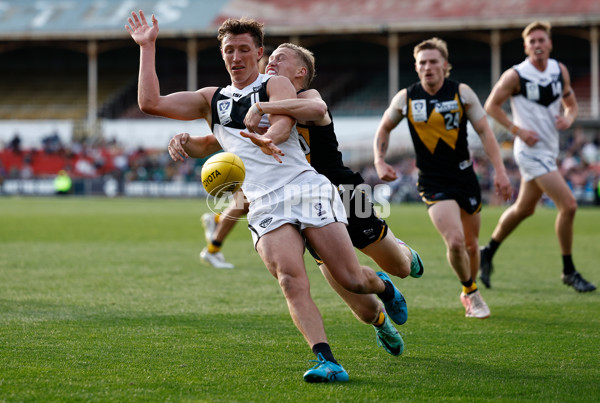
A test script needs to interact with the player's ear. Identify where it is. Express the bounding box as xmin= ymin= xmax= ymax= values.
xmin=297 ymin=66 xmax=307 ymax=79
xmin=257 ymin=46 xmax=264 ymax=62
